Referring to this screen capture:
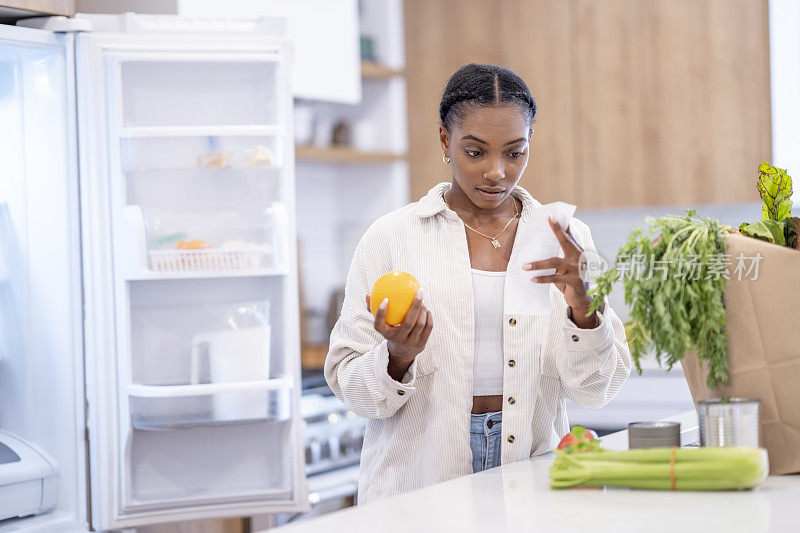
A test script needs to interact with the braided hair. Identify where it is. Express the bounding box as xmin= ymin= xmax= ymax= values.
xmin=439 ymin=63 xmax=536 ymax=131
